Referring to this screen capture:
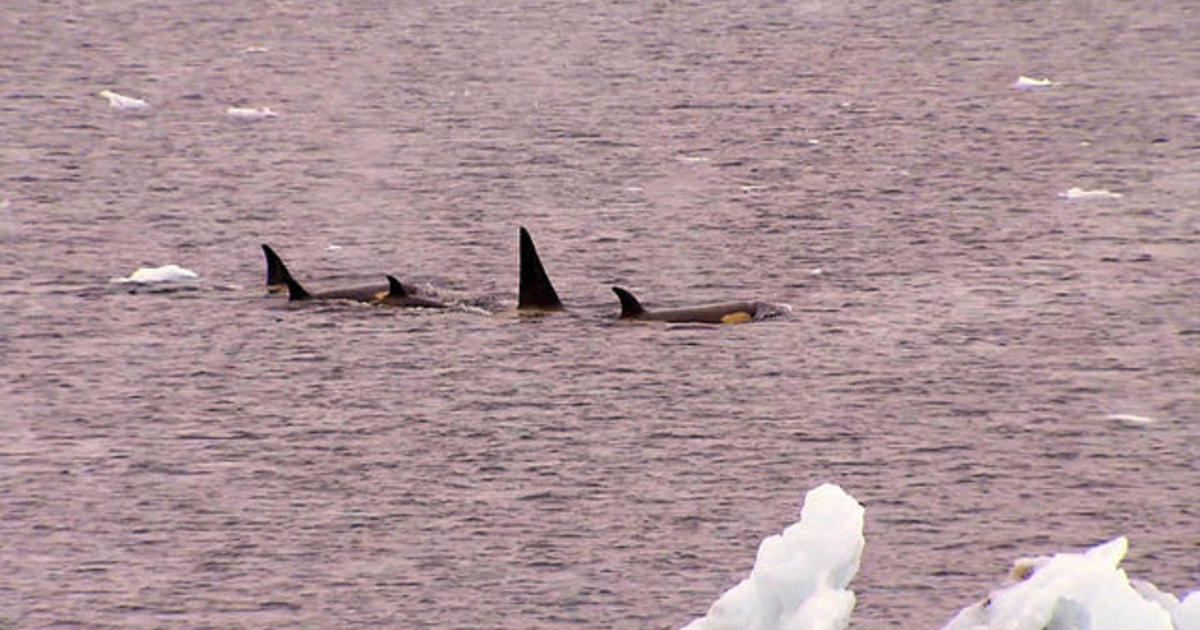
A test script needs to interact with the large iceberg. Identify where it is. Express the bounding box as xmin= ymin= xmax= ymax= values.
xmin=940 ymin=536 xmax=1200 ymax=630
xmin=681 ymin=485 xmax=1198 ymax=630
xmin=681 ymin=483 xmax=865 ymax=630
